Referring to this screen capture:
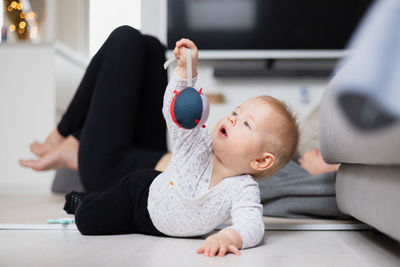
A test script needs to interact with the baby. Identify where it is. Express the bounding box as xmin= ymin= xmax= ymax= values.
xmin=148 ymin=39 xmax=299 ymax=256
xmin=69 ymin=38 xmax=299 ymax=257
